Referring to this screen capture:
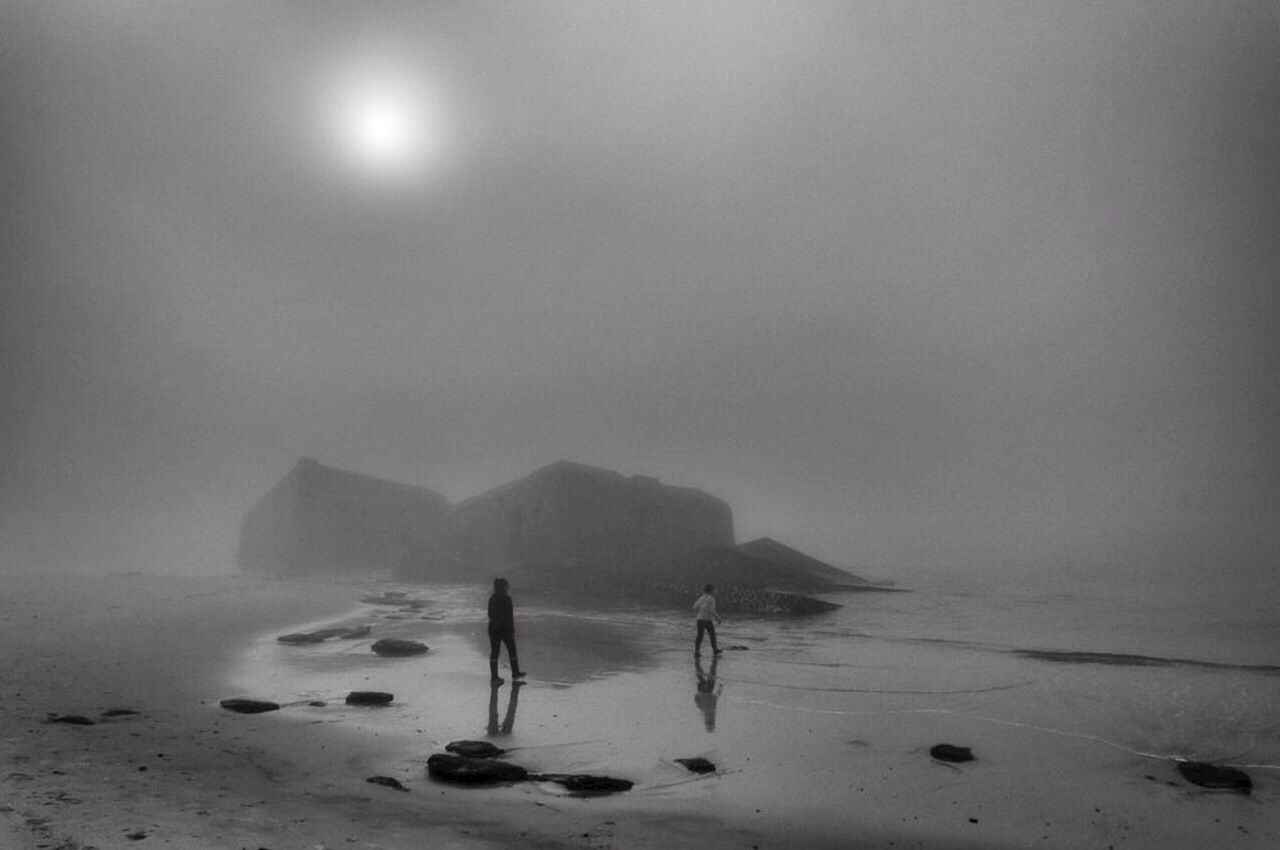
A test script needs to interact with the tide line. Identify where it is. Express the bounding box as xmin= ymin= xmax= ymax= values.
xmin=728 ymin=696 xmax=1280 ymax=771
